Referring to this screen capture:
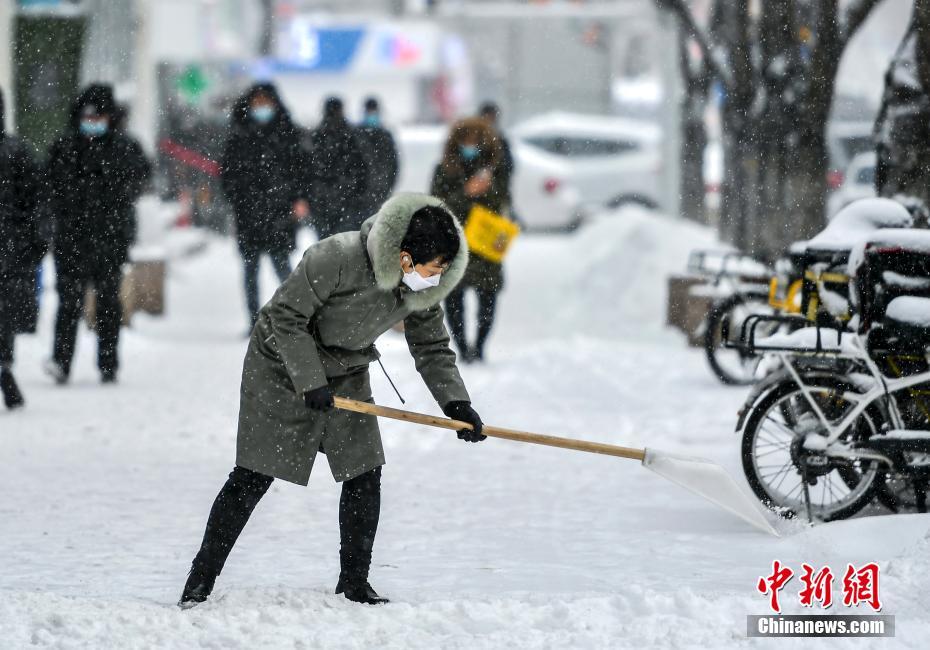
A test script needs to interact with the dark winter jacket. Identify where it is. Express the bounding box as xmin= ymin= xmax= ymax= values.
xmin=0 ymin=88 xmax=44 ymax=333
xmin=430 ymin=117 xmax=510 ymax=221
xmin=355 ymin=124 xmax=399 ymax=223
xmin=497 ymin=132 xmax=515 ymax=189
xmin=220 ymin=83 xmax=309 ymax=254
xmin=308 ymin=114 xmax=367 ymax=237
xmin=430 ymin=117 xmax=511 ymax=292
xmin=46 ymin=85 xmax=151 ymax=277
xmin=236 ymin=193 xmax=470 ymax=485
